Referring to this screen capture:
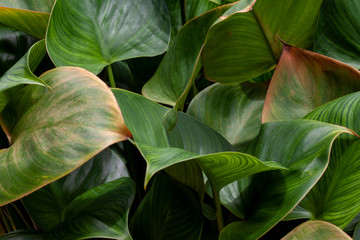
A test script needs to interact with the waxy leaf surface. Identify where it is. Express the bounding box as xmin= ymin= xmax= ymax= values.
xmin=218 ymin=120 xmax=352 ymax=239
xmin=289 ymin=92 xmax=360 ymax=228
xmin=187 ymin=82 xmax=268 ymax=150
xmin=262 ymin=45 xmax=360 ymax=122
xmin=0 ymin=67 xmax=130 ymax=206
xmin=0 ymin=0 xmax=54 ymax=39
xmin=315 ymin=0 xmax=360 ymax=69
xmin=202 ymin=0 xmax=323 ymax=84
xmin=282 ymin=221 xmax=352 ymax=240
xmin=46 ymin=0 xmax=170 ymax=74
